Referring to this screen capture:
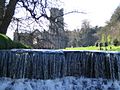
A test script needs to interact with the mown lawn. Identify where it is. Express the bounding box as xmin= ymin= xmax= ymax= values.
xmin=65 ymin=45 xmax=120 ymax=51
